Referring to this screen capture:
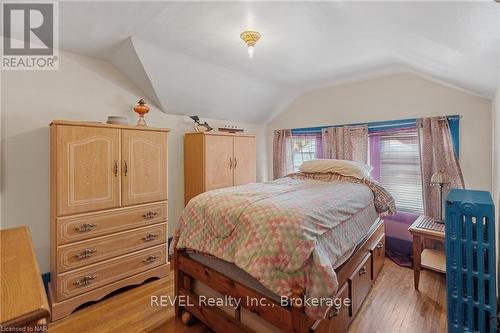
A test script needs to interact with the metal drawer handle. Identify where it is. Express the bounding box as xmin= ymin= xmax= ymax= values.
xmin=123 ymin=161 xmax=128 ymax=176
xmin=74 ymin=275 xmax=97 ymax=287
xmin=359 ymin=265 xmax=367 ymax=276
xmin=75 ymin=248 xmax=96 ymax=259
xmin=376 ymin=242 xmax=384 ymax=249
xmin=142 ymin=255 xmax=158 ymax=263
xmin=234 ymin=157 xmax=238 ymax=169
xmin=142 ymin=211 xmax=158 ymax=220
xmin=113 ymin=160 xmax=119 ymax=177
xmin=75 ymin=223 xmax=97 ymax=232
xmin=328 ymin=307 xmax=340 ymax=319
xmin=143 ymin=233 xmax=159 ymax=242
